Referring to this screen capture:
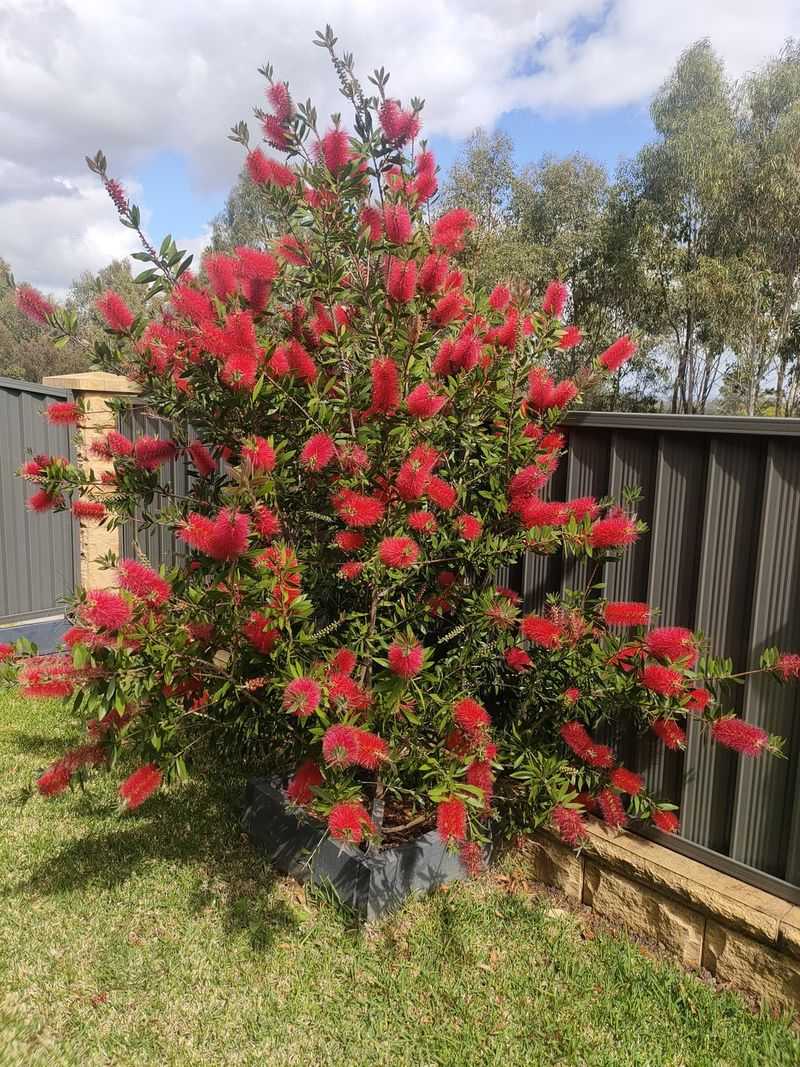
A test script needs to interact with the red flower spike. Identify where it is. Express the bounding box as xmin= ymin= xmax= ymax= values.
xmin=332 ymin=489 xmax=385 ymax=528
xmin=521 ymin=614 xmax=561 ymax=649
xmin=383 ymin=204 xmax=413 ymax=244
xmin=609 ymin=767 xmax=644 ymax=796
xmin=597 ymin=788 xmax=627 ymax=829
xmin=406 ymin=382 xmax=447 ymax=418
xmin=505 ymin=647 xmax=532 ymax=672
xmin=119 ymin=559 xmax=171 ymax=605
xmin=641 ymin=664 xmax=684 ymax=698
xmin=378 ymin=536 xmax=420 ymax=569
xmin=286 ymin=761 xmax=323 ymax=806
xmin=456 ymin=514 xmax=482 ymax=541
xmin=44 ymin=401 xmax=81 ymax=425
xmin=437 ymin=797 xmax=467 ymax=844
xmin=711 ymin=717 xmax=769 ymax=757
xmin=188 ymin=441 xmax=216 ymax=478
xmin=551 ymin=805 xmax=588 ymax=846
xmin=314 ymin=128 xmax=353 ymax=173
xmin=588 ymin=513 xmax=638 ymax=549
xmin=369 ymin=358 xmax=401 ymax=415
xmin=599 ymin=336 xmax=637 ymax=373
xmin=119 ymin=764 xmax=162 ymax=810
xmin=96 ymin=290 xmax=134 ymax=331
xmin=81 ymin=589 xmax=131 ymax=632
xmin=651 ymin=718 xmax=687 ymax=750
xmin=453 ymin=697 xmax=491 ymax=740
xmin=651 ymin=809 xmax=680 ymax=834
xmin=542 ymin=280 xmax=568 ymax=318
xmin=16 ymin=285 xmax=54 ymax=324
xmin=243 ymin=612 xmax=280 ymax=654
xmin=386 ymin=256 xmax=417 ymax=303
xmin=645 ymin=626 xmax=698 ymax=667
xmin=282 ymin=677 xmax=321 ymax=718
xmin=300 ymin=433 xmax=337 ymax=471
xmin=72 ymin=499 xmax=107 ymax=521
xmin=604 ymin=601 xmax=650 ymax=627
xmin=387 ymin=638 xmax=424 ymax=679
xmin=431 ymin=209 xmax=476 ymax=254
xmin=328 ymin=802 xmax=375 ymax=844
